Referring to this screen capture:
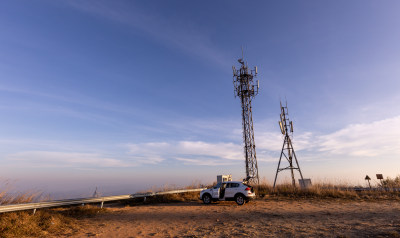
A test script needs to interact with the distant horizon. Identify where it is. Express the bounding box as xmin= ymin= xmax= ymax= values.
xmin=1 ymin=173 xmax=393 ymax=200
